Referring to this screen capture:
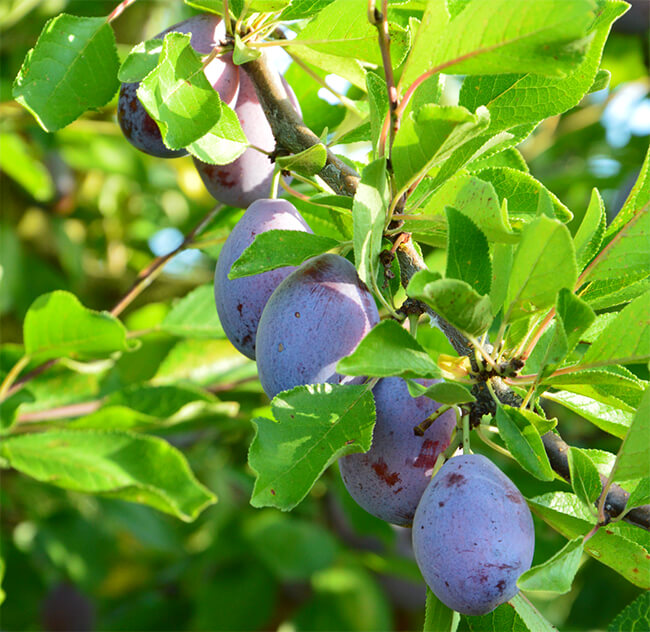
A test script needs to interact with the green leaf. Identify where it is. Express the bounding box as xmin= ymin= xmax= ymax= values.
xmin=544 ymin=366 xmax=645 ymax=411
xmin=23 ymin=291 xmax=135 ymax=361
xmin=581 ymin=291 xmax=650 ymax=368
xmin=421 ymin=0 xmax=595 ymax=78
xmin=0 ymin=388 xmax=34 ymax=434
xmin=612 ymin=387 xmax=650 ymax=482
xmin=160 ymin=285 xmax=225 ymax=339
xmin=445 ymin=207 xmax=491 ymax=296
xmin=543 ymin=390 xmax=633 ymax=439
xmin=589 ymin=68 xmax=611 ymax=93
xmin=406 ymin=379 xmax=476 ymax=405
xmin=608 ymin=593 xmax=650 ymax=632
xmin=574 ymin=188 xmax=606 ymax=270
xmin=465 ymin=602 xmax=528 ymax=632
xmin=490 ymin=243 xmax=514 ymax=315
xmin=475 ymin=167 xmax=573 ymax=226
xmin=229 ymin=231 xmax=339 ymax=279
xmin=69 ymin=384 xmax=235 ymax=430
xmin=232 ymin=32 xmax=261 ymax=65
xmin=555 ymin=288 xmax=596 ymax=355
xmin=279 ymin=0 xmax=337 ymax=21
xmin=353 ymin=159 xmax=389 ymax=287
xmin=138 ymin=32 xmax=222 ymax=150
xmin=408 ymin=273 xmax=493 ymax=337
xmin=275 ymin=144 xmax=328 ymax=176
xmin=581 ymin=275 xmax=650 ymax=311
xmin=495 ymin=405 xmax=554 ymax=481
xmin=518 ymin=536 xmax=584 ymax=594
xmin=424 ymin=588 xmax=459 ymax=632
xmin=186 ymin=103 xmax=248 ymax=165
xmin=606 ymin=145 xmax=650 ymax=240
xmin=248 ymin=384 xmax=376 ymax=510
xmin=400 ymin=0 xmax=450 ymax=88
xmin=459 ymin=1 xmax=628 ymax=135
xmin=580 ymin=205 xmax=650 ymax=288
xmin=505 ymin=216 xmax=577 ymax=323
xmin=392 ymin=104 xmax=490 ymax=193
xmin=337 ymin=320 xmax=441 ymax=379
xmin=404 ymin=174 xmax=516 ymax=245
xmin=292 ymin=0 xmax=410 ymax=66
xmin=118 ymin=38 xmax=163 ymax=83
xmin=528 ymin=491 xmax=650 ymax=588
xmin=366 ymin=72 xmax=389 ymax=157
xmin=407 ymin=270 xmax=492 ymax=336
xmin=509 ymin=593 xmax=558 ymax=632
xmin=12 ymin=14 xmax=120 ymax=131
xmin=0 ymin=430 xmax=216 ymax=521
xmin=625 ymin=478 xmax=650 ymax=513
xmin=0 ymin=133 xmax=54 ymax=202
xmin=524 ymin=321 xmax=568 ymax=381
xmin=568 ymin=447 xmax=602 ymax=507
xmin=469 ymin=147 xmax=529 ymax=174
